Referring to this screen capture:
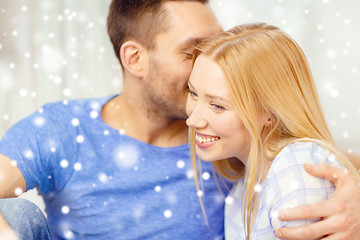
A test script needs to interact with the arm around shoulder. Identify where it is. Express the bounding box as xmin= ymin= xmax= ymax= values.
xmin=275 ymin=161 xmax=360 ymax=239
